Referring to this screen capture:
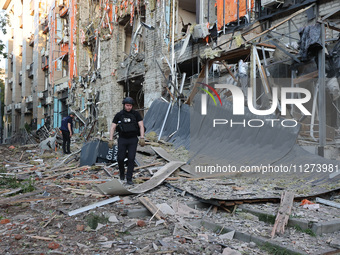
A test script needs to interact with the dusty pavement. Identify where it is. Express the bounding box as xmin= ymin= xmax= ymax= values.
xmin=0 ymin=140 xmax=340 ymax=255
